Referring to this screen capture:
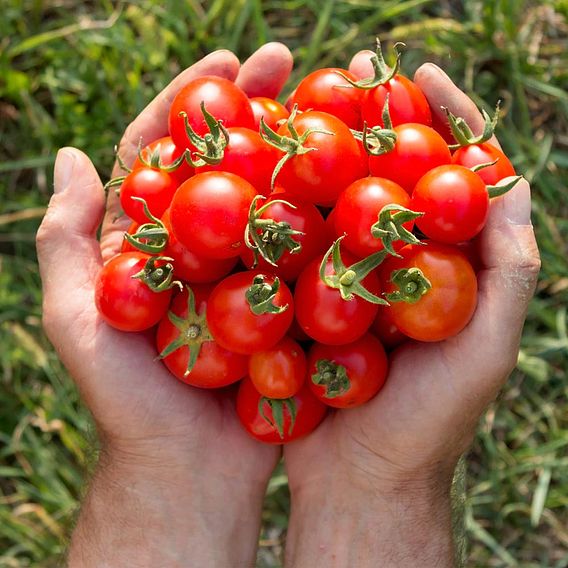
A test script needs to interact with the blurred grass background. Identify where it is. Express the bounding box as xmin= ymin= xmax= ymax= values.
xmin=1 ymin=0 xmax=567 ymax=566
